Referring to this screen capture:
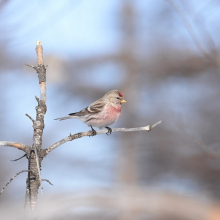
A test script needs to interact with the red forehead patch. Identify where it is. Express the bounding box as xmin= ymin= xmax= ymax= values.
xmin=119 ymin=92 xmax=123 ymax=97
